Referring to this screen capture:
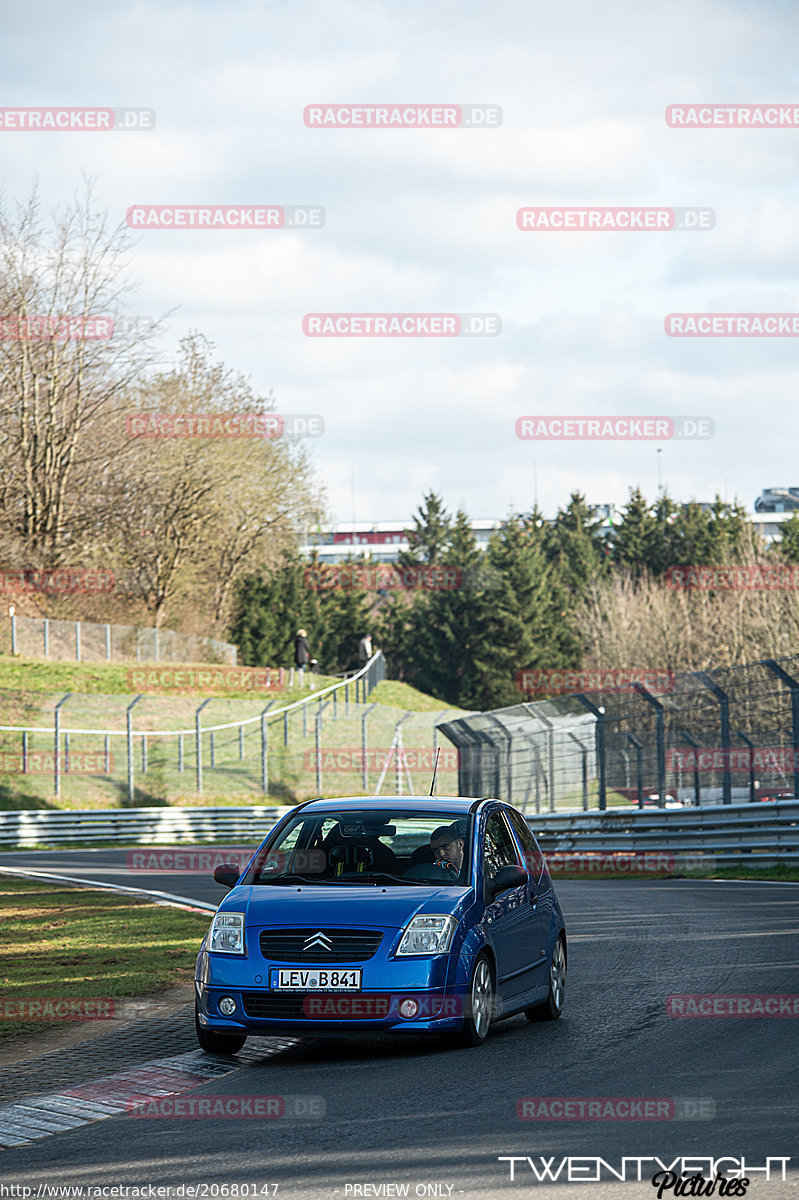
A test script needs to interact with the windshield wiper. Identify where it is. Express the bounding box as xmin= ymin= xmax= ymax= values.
xmin=334 ymin=872 xmax=428 ymax=886
xmin=254 ymin=873 xmax=326 ymax=885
